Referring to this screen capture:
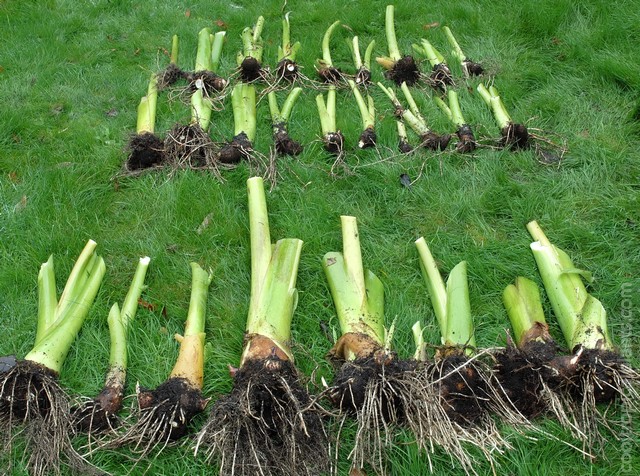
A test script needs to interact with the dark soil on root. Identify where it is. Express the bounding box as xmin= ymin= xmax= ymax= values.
xmin=187 ymin=70 xmax=227 ymax=93
xmin=429 ymin=63 xmax=454 ymax=91
xmin=164 ymin=123 xmax=213 ymax=167
xmin=398 ymin=139 xmax=413 ymax=153
xmin=137 ymin=377 xmax=208 ymax=441
xmin=358 ymin=127 xmax=377 ymax=149
xmin=127 ymin=132 xmax=165 ymax=170
xmin=201 ymin=357 xmax=330 ymax=476
xmin=355 ymin=67 xmax=371 ymax=85
xmin=420 ymin=131 xmax=451 ymax=151
xmin=275 ymin=59 xmax=299 ymax=82
xmin=0 ymin=360 xmax=59 ymax=421
xmin=434 ymin=355 xmax=487 ymax=426
xmin=463 ymin=59 xmax=484 ymax=76
xmin=157 ymin=63 xmax=187 ymax=90
xmin=385 ymin=55 xmax=421 ymax=86
xmin=273 ymin=123 xmax=303 ymax=156
xmin=494 ymin=340 xmax=560 ymax=418
xmin=455 ymin=124 xmax=476 ymax=153
xmin=218 ymin=132 xmax=253 ymax=163
xmin=567 ymin=349 xmax=628 ymax=404
xmin=73 ymin=384 xmax=123 ymax=433
xmin=239 ymin=56 xmax=263 ymax=82
xmin=329 ymin=356 xmax=416 ymax=422
xmin=501 ymin=123 xmax=530 ymax=150
xmin=324 ymin=131 xmax=344 ymax=154
xmin=318 ymin=66 xmax=344 ymax=84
